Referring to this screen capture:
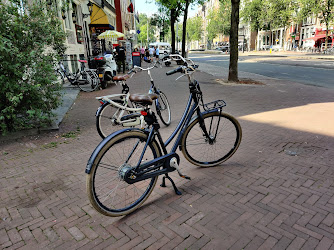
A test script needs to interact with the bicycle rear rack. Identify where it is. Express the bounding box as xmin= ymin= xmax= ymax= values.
xmin=202 ymin=99 xmax=226 ymax=111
